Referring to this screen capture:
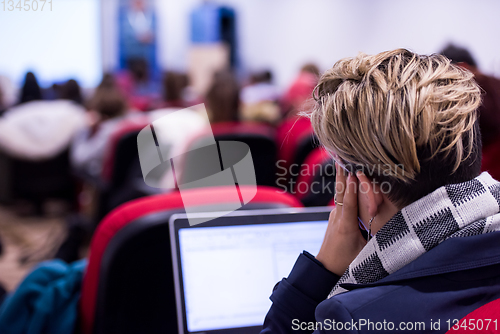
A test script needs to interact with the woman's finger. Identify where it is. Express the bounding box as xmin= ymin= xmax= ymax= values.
xmin=340 ymin=173 xmax=359 ymax=233
xmin=335 ymin=162 xmax=347 ymax=205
